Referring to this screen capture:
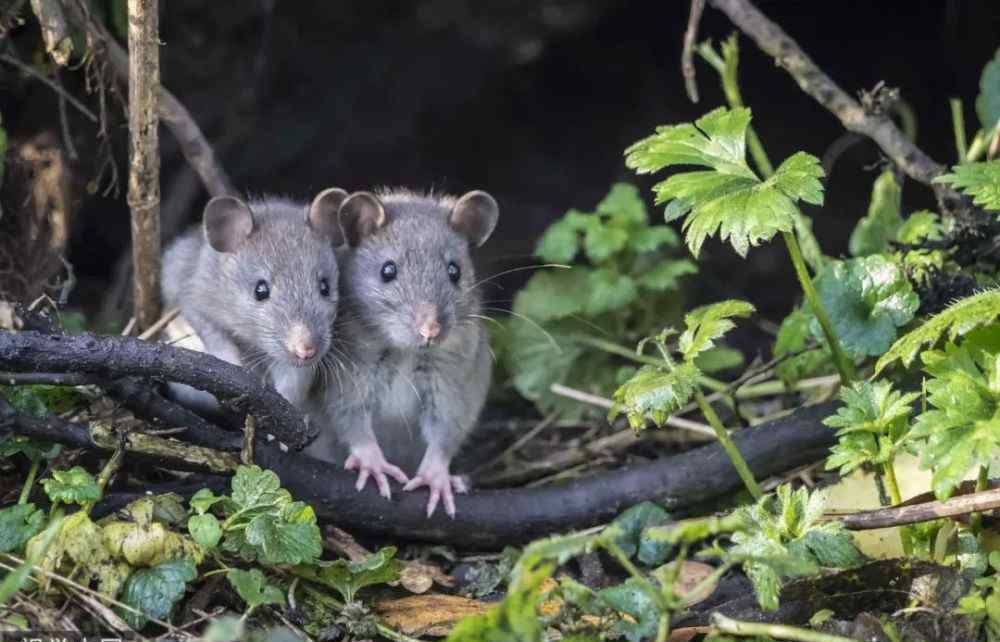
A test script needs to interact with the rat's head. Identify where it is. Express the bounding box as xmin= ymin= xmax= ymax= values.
xmin=203 ymin=188 xmax=347 ymax=368
xmin=338 ymin=189 xmax=498 ymax=350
